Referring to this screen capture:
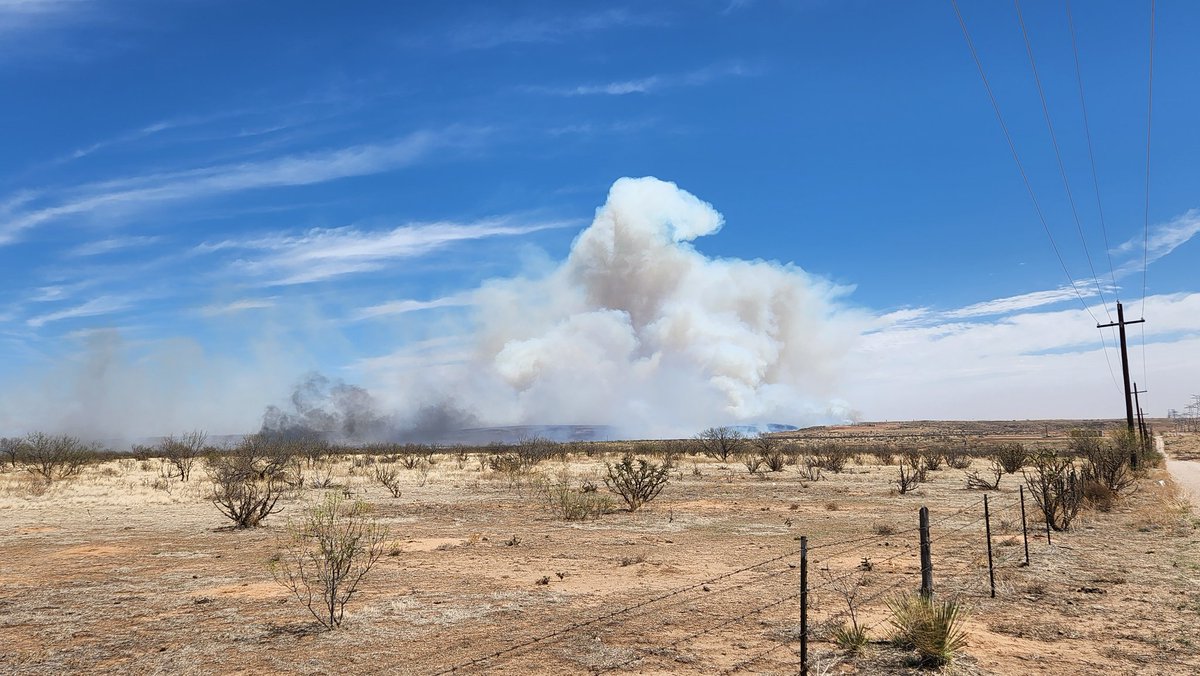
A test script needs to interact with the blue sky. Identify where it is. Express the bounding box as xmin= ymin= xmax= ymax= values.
xmin=1 ymin=0 xmax=1197 ymax=438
